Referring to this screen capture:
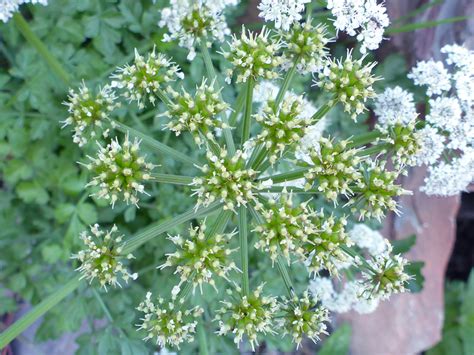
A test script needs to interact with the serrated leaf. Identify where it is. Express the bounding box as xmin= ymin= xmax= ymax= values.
xmin=16 ymin=180 xmax=49 ymax=204
xmin=54 ymin=203 xmax=76 ymax=223
xmin=3 ymin=159 xmax=34 ymax=185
